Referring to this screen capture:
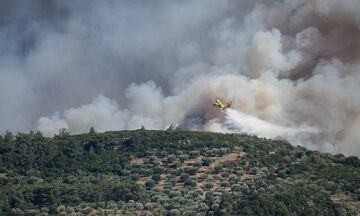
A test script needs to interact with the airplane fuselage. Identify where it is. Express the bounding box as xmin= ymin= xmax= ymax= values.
xmin=213 ymin=98 xmax=232 ymax=110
